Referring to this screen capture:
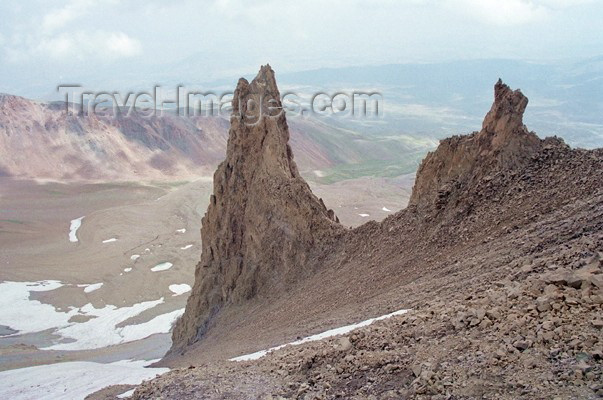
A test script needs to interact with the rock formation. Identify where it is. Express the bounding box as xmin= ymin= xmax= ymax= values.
xmin=127 ymin=75 xmax=603 ymax=399
xmin=171 ymin=65 xmax=343 ymax=352
xmin=409 ymin=79 xmax=543 ymax=210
